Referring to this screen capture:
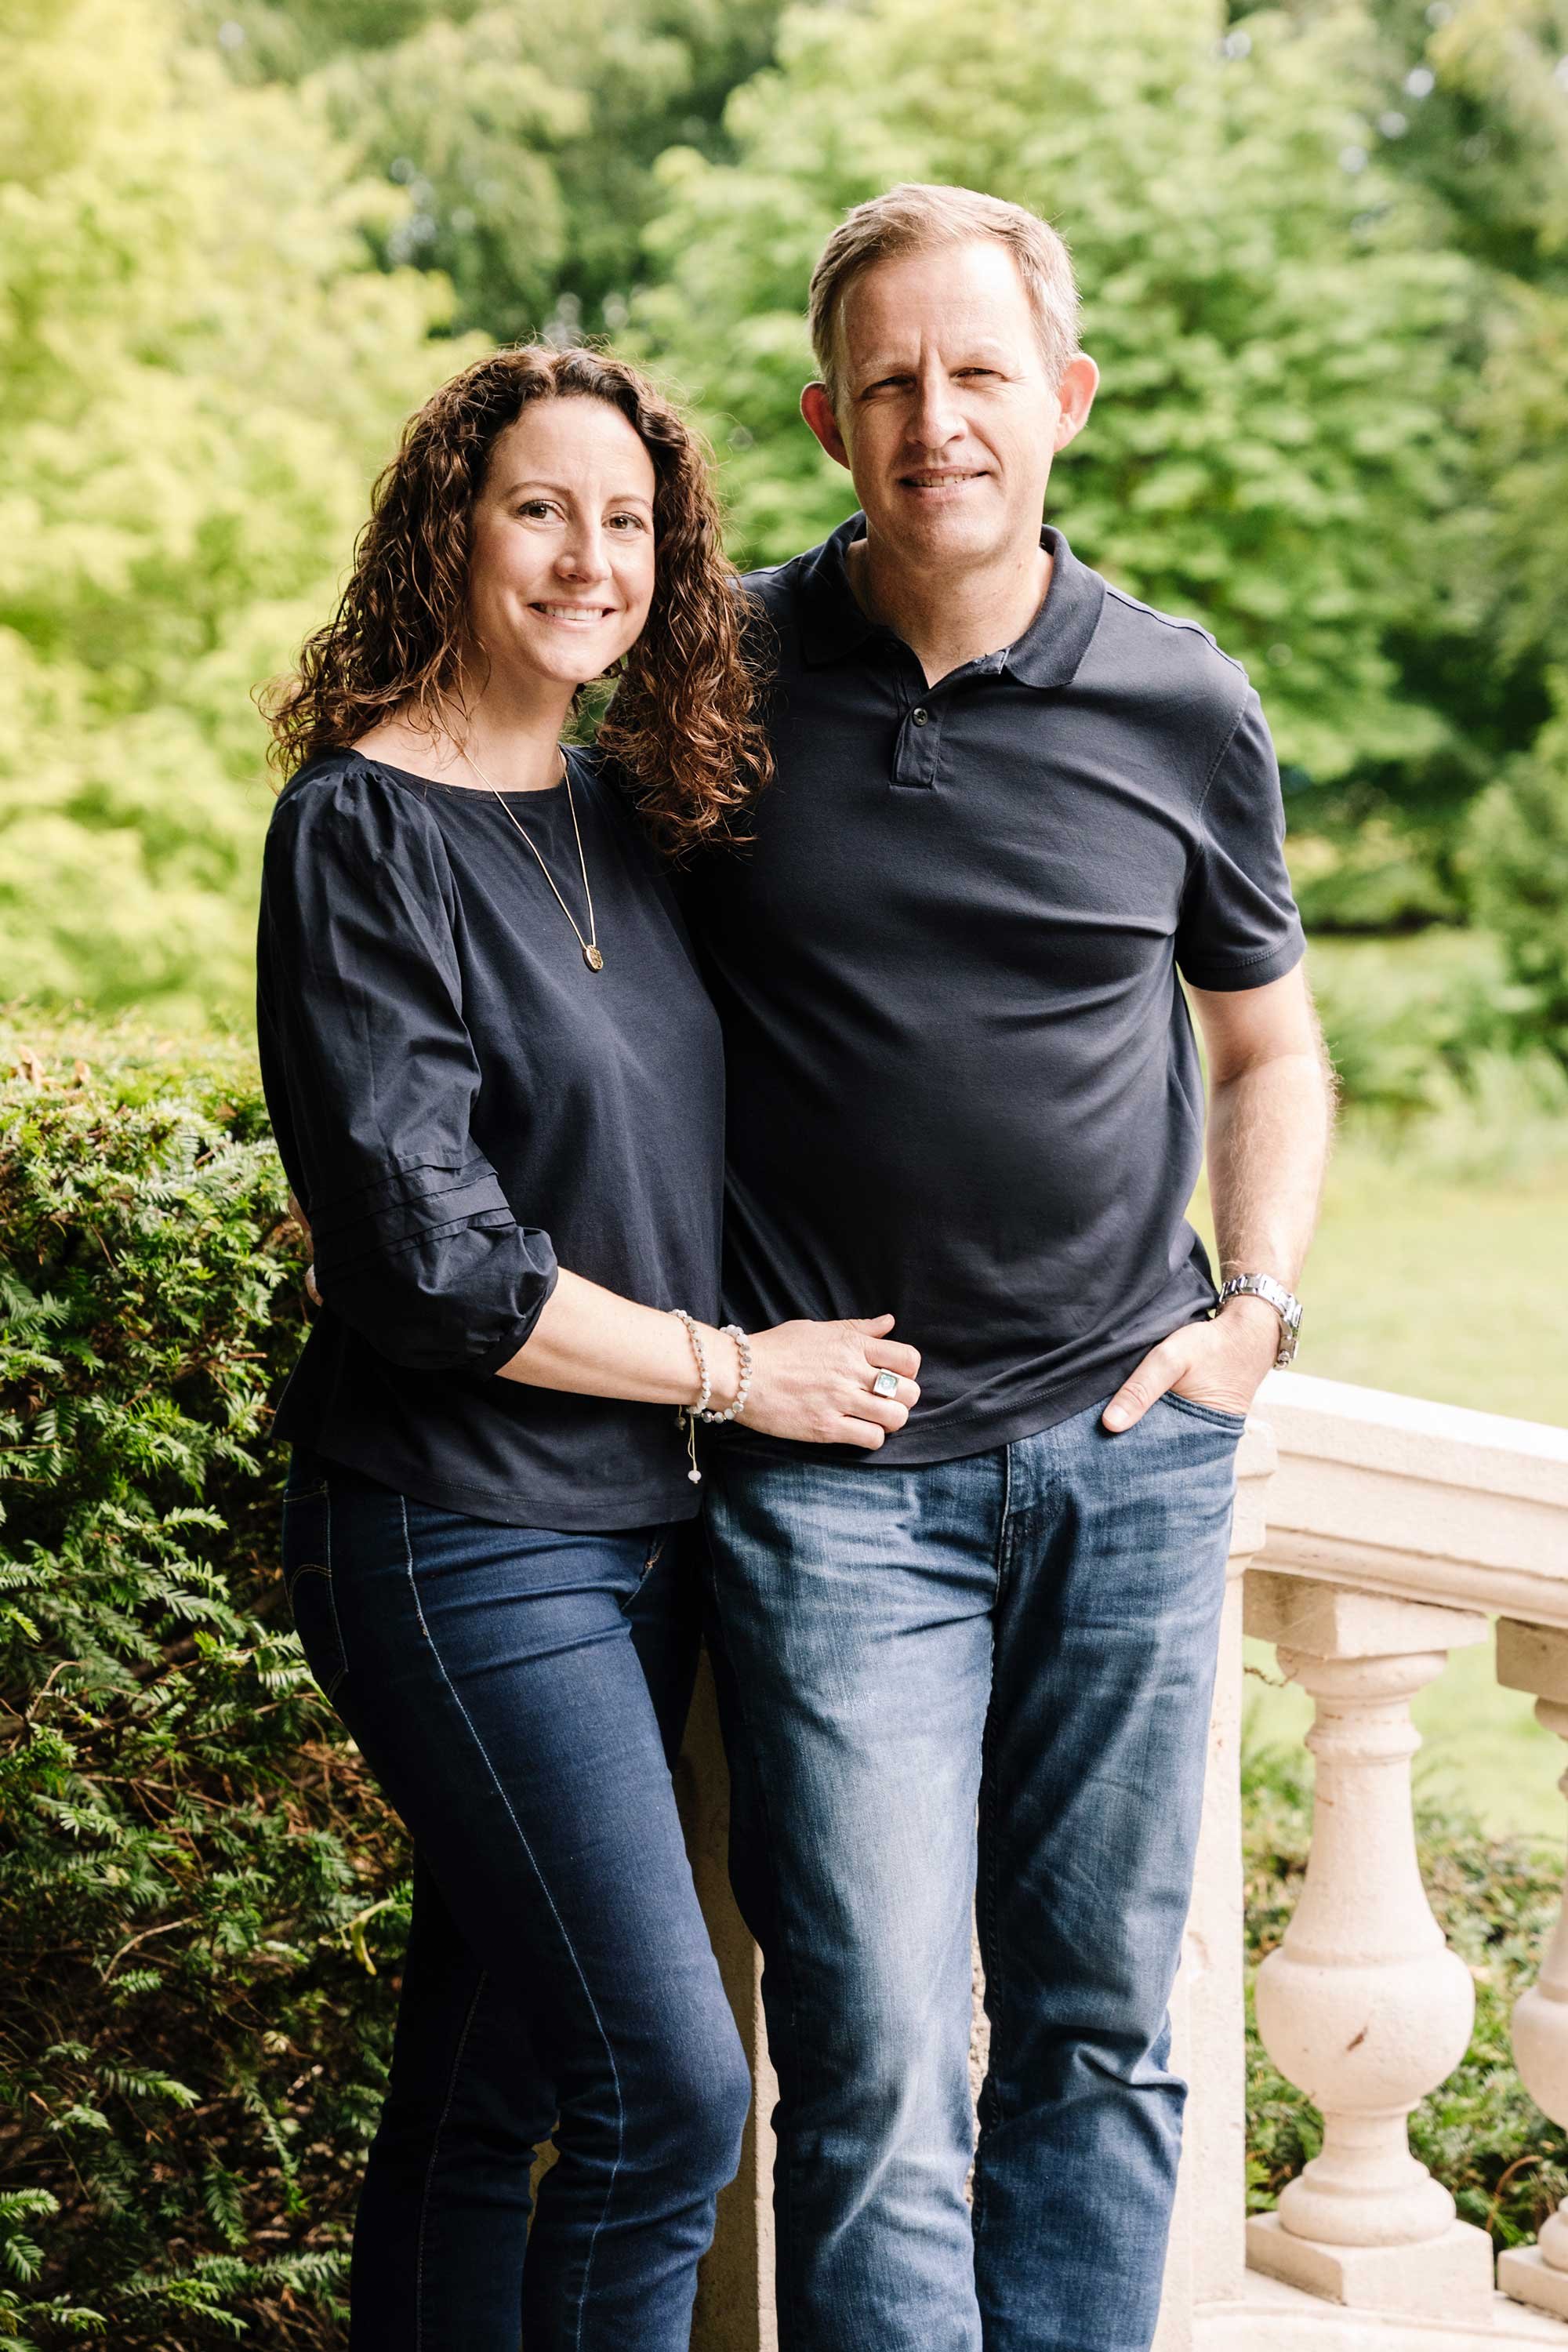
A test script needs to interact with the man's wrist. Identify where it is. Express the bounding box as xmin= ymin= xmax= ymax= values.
xmin=1218 ymin=1293 xmax=1280 ymax=1339
xmin=1216 ymin=1271 xmax=1302 ymax=1367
